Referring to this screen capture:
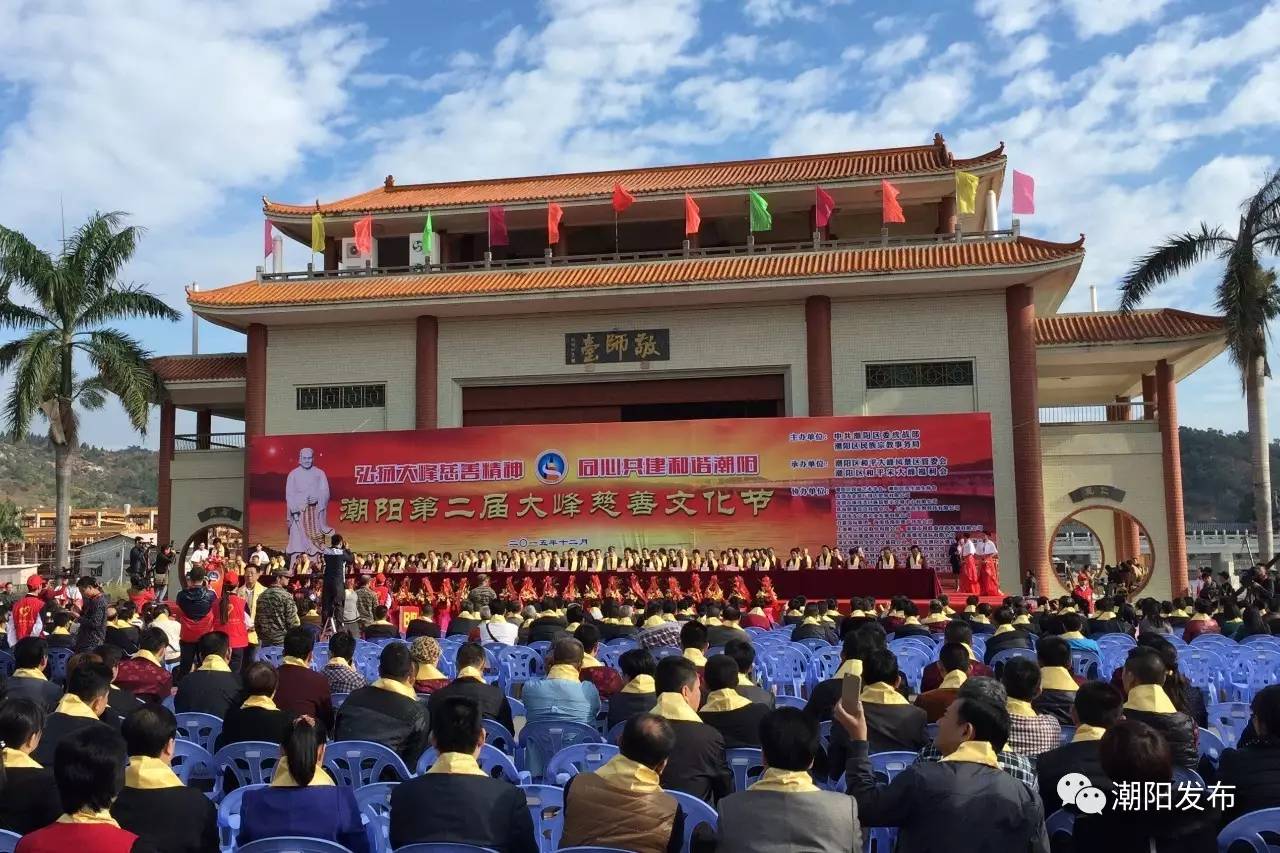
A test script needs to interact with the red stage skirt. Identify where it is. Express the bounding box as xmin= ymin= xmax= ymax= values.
xmin=959 ymin=555 xmax=981 ymax=594
xmin=978 ymin=556 xmax=1002 ymax=596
